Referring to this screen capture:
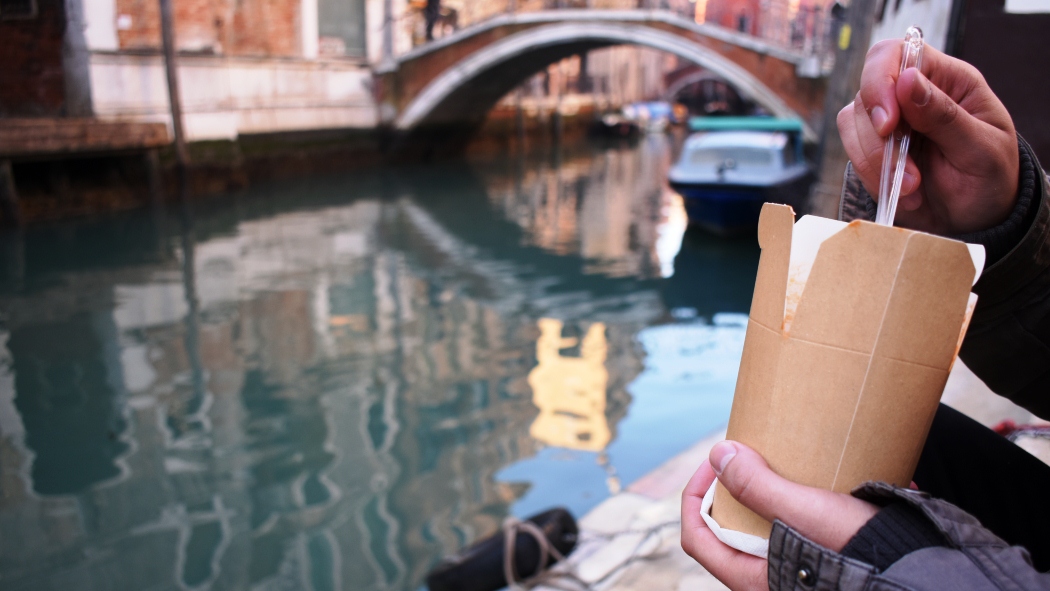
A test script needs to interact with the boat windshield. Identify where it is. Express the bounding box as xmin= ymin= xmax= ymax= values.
xmin=689 ymin=148 xmax=774 ymax=167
